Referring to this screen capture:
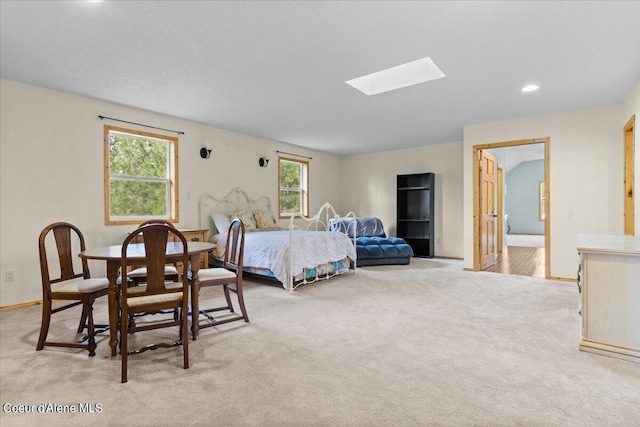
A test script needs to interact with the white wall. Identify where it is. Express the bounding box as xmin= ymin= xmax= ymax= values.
xmin=0 ymin=79 xmax=343 ymax=306
xmin=463 ymin=104 xmax=625 ymax=279
xmin=622 ymin=79 xmax=640 ymax=235
xmin=340 ymin=141 xmax=464 ymax=259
